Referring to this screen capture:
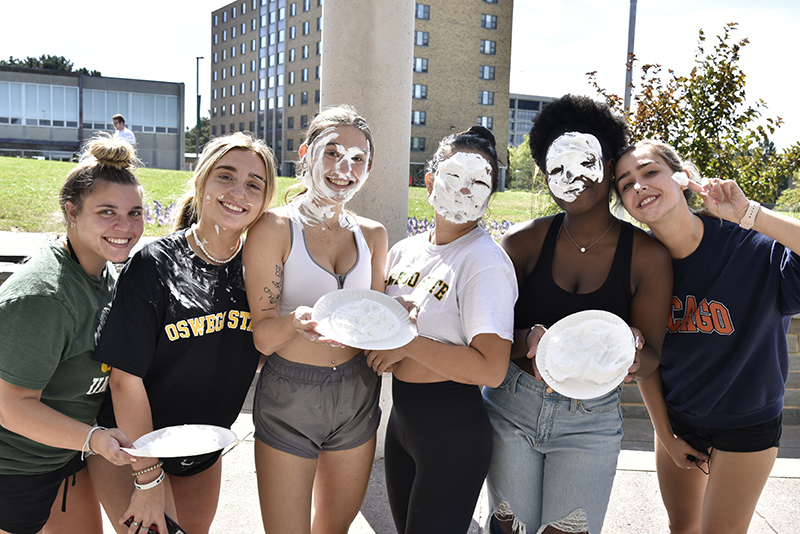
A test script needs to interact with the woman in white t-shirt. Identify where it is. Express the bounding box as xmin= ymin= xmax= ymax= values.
xmin=366 ymin=126 xmax=518 ymax=534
